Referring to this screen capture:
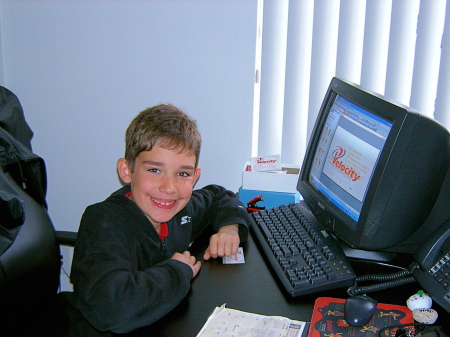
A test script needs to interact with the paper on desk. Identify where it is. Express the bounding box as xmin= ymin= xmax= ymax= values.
xmin=196 ymin=304 xmax=308 ymax=337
